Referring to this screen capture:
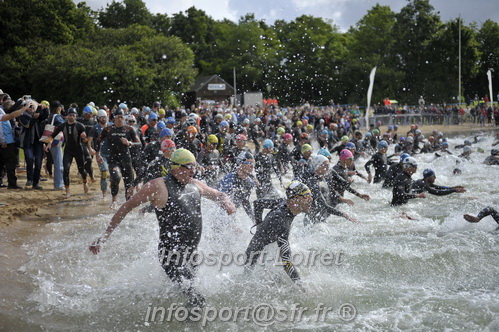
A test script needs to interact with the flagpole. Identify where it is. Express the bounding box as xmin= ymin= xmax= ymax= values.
xmin=233 ymin=67 xmax=237 ymax=106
